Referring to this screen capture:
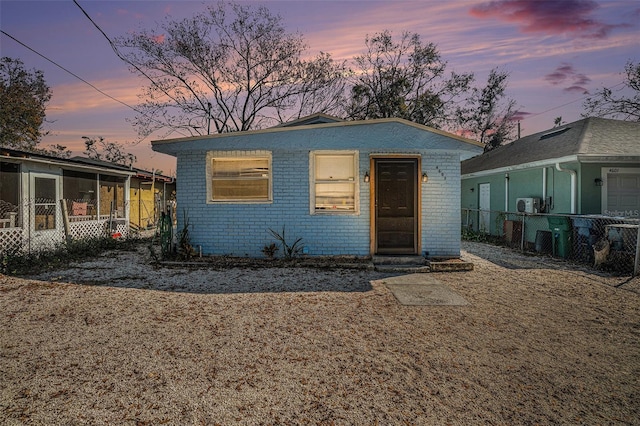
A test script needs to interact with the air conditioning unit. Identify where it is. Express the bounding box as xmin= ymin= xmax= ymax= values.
xmin=516 ymin=197 xmax=541 ymax=213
